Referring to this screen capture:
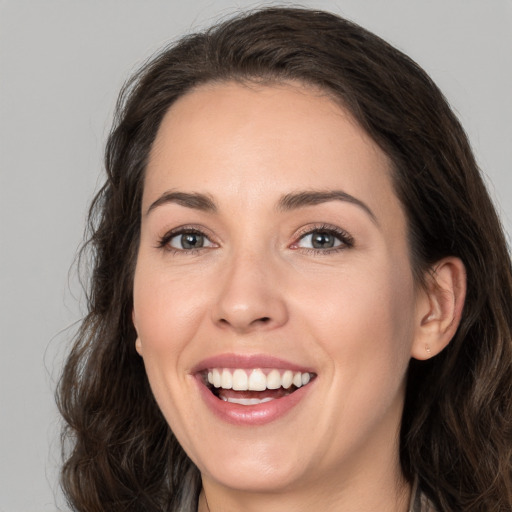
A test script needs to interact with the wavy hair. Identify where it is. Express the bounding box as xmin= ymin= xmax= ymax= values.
xmin=57 ymin=7 xmax=512 ymax=511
